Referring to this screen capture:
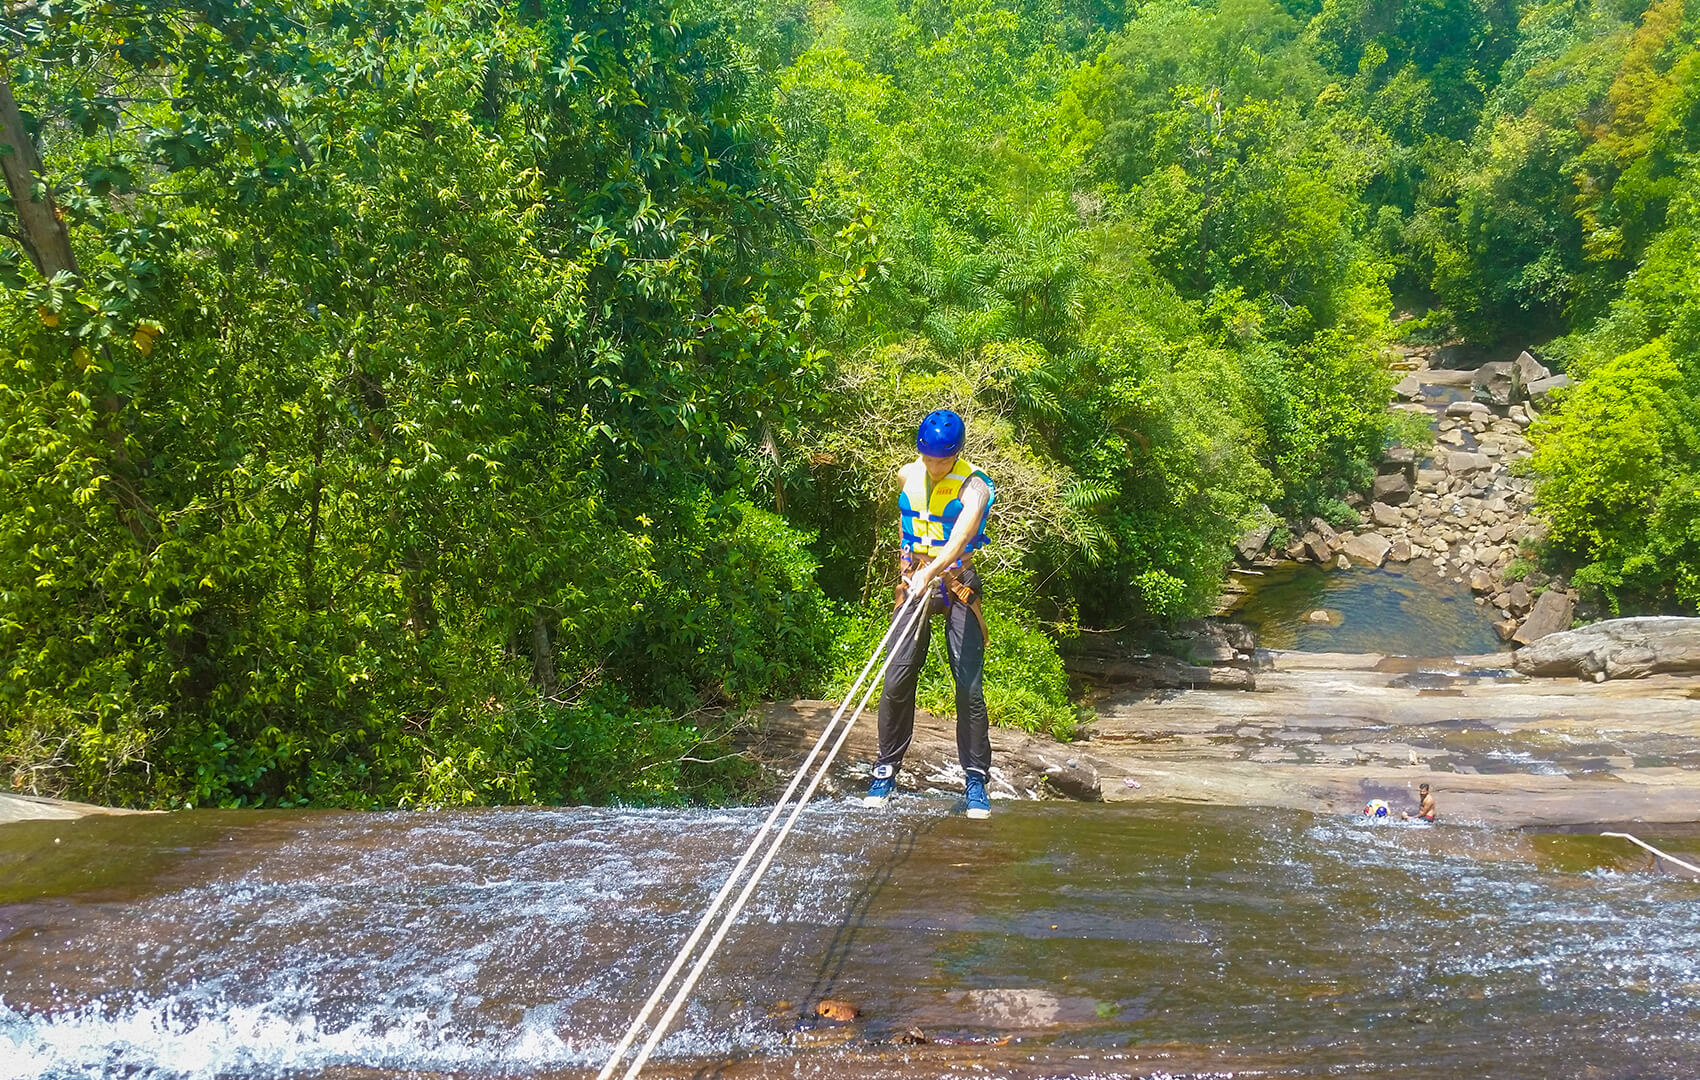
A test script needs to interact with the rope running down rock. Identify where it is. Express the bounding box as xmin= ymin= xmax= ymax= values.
xmin=1600 ymin=831 xmax=1700 ymax=877
xmin=595 ymin=591 xmax=931 ymax=1080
